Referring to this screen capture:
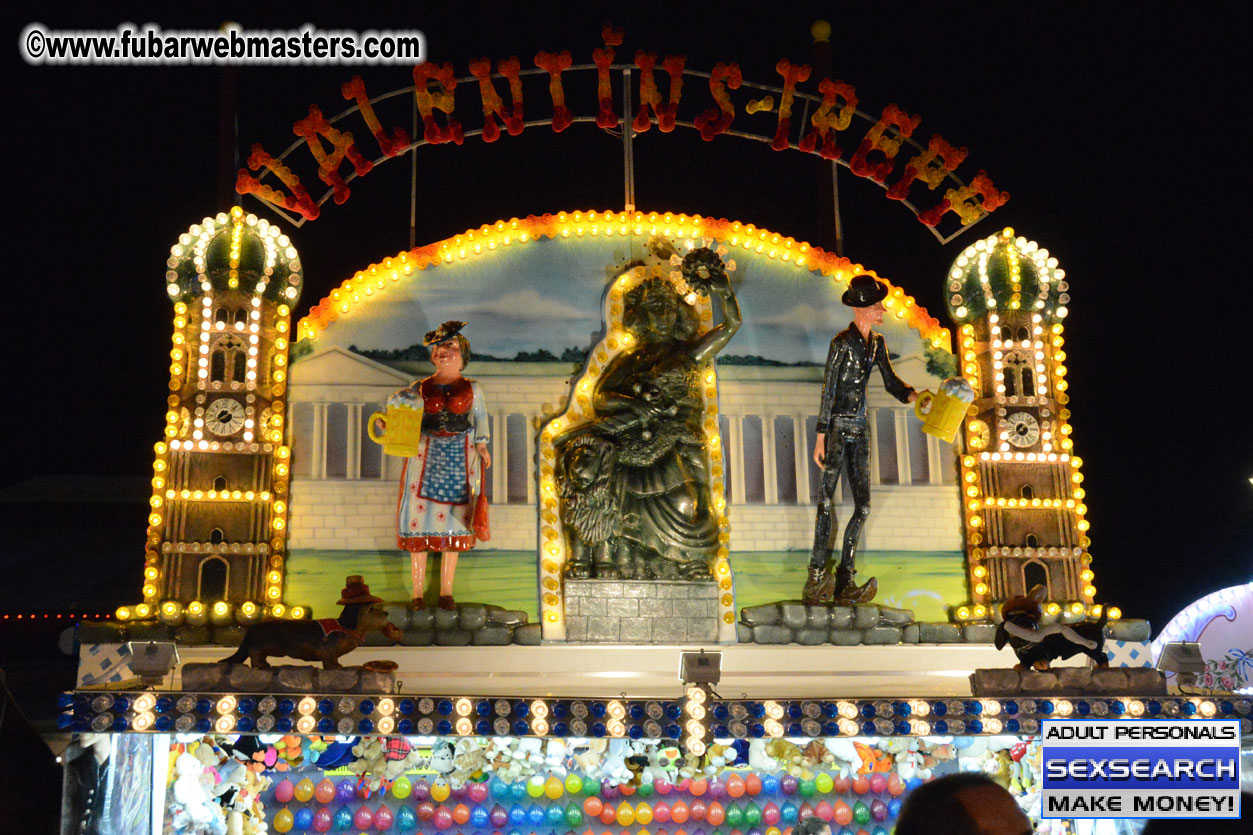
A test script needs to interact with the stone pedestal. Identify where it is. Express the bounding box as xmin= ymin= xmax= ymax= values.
xmin=563 ymin=580 xmax=720 ymax=643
